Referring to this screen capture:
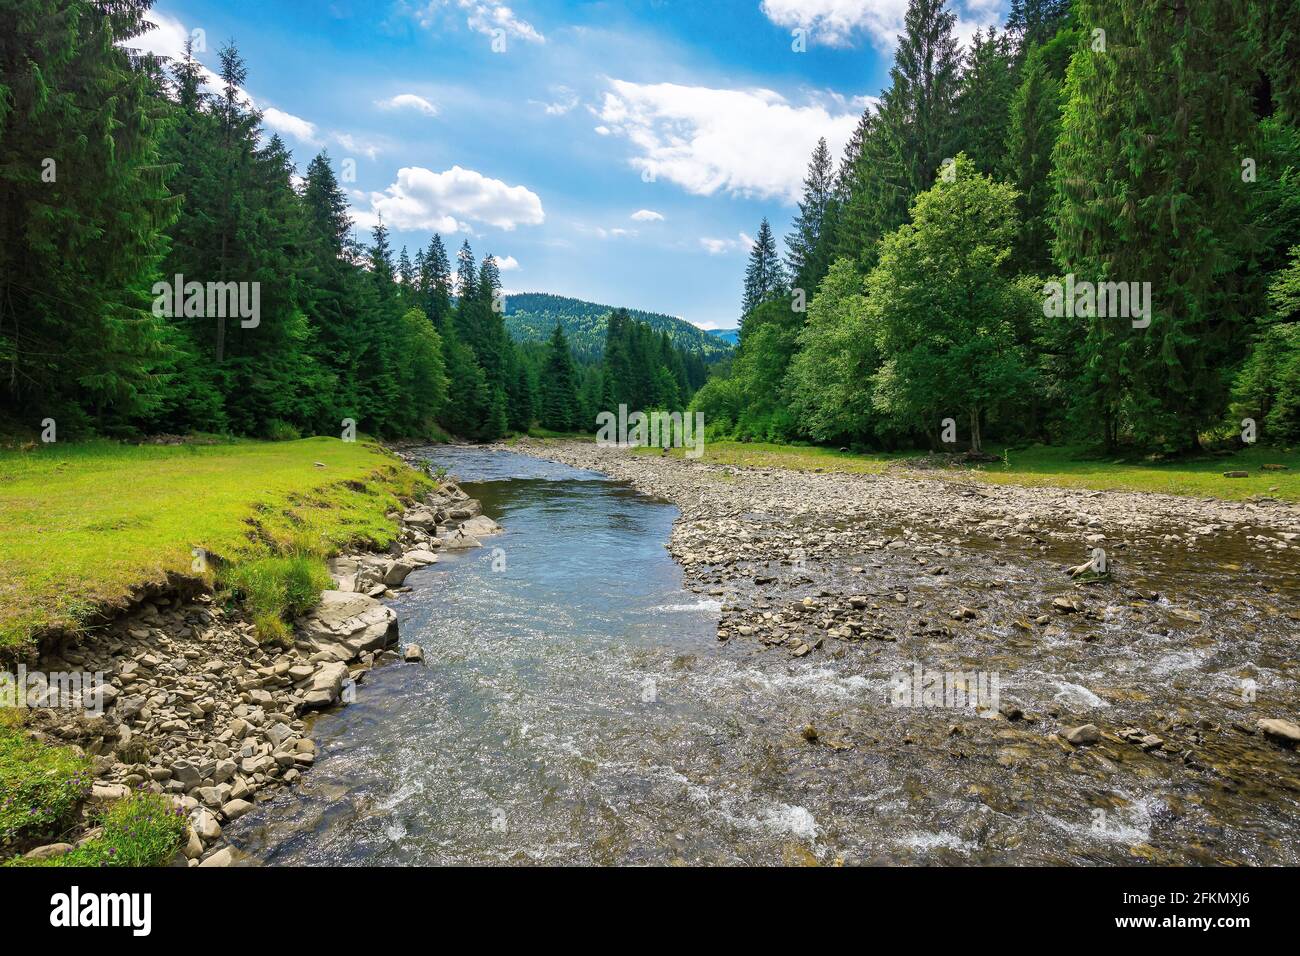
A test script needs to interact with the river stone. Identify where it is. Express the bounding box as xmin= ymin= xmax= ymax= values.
xmin=327 ymin=556 xmax=360 ymax=592
xmin=221 ymin=799 xmax=254 ymax=821
xmin=1063 ymin=724 xmax=1100 ymax=746
xmin=1257 ymin=718 xmax=1300 ymax=745
xmin=442 ymin=528 xmax=482 ymax=550
xmin=297 ymin=590 xmax=398 ymax=660
xmin=405 ymin=549 xmax=439 ymax=566
xmin=404 ymin=644 xmax=425 ymax=663
xmin=198 ymin=847 xmax=234 ymax=868
xmin=449 ymin=499 xmax=481 ymax=519
xmin=24 ymin=843 xmax=74 ymax=861
xmin=189 ymin=807 xmax=222 ymax=841
xmin=299 ymin=661 xmax=350 ymax=709
xmin=459 ymin=515 xmax=502 ymax=537
xmin=89 ymin=783 xmax=130 ymax=804
xmin=383 ymin=559 xmax=417 ymax=587
xmin=404 ymin=505 xmax=438 ymax=530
